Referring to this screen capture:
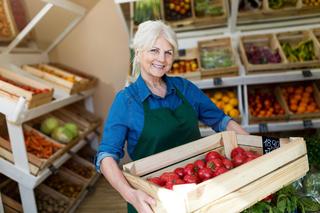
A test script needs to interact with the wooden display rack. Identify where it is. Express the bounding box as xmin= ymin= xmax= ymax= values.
xmin=247 ymin=84 xmax=289 ymax=124
xmin=0 ymin=68 xmax=54 ymax=109
xmin=123 ymin=131 xmax=308 ymax=213
xmin=198 ymin=37 xmax=239 ymax=78
xmin=277 ymin=30 xmax=320 ymax=69
xmin=239 ymin=33 xmax=288 ymax=74
xmin=21 ymin=64 xmax=90 ymax=95
xmin=168 ymin=48 xmax=201 ymax=80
